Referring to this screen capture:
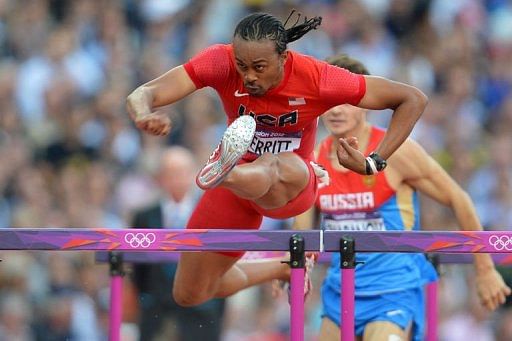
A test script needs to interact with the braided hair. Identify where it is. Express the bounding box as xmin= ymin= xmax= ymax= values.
xmin=233 ymin=10 xmax=322 ymax=54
